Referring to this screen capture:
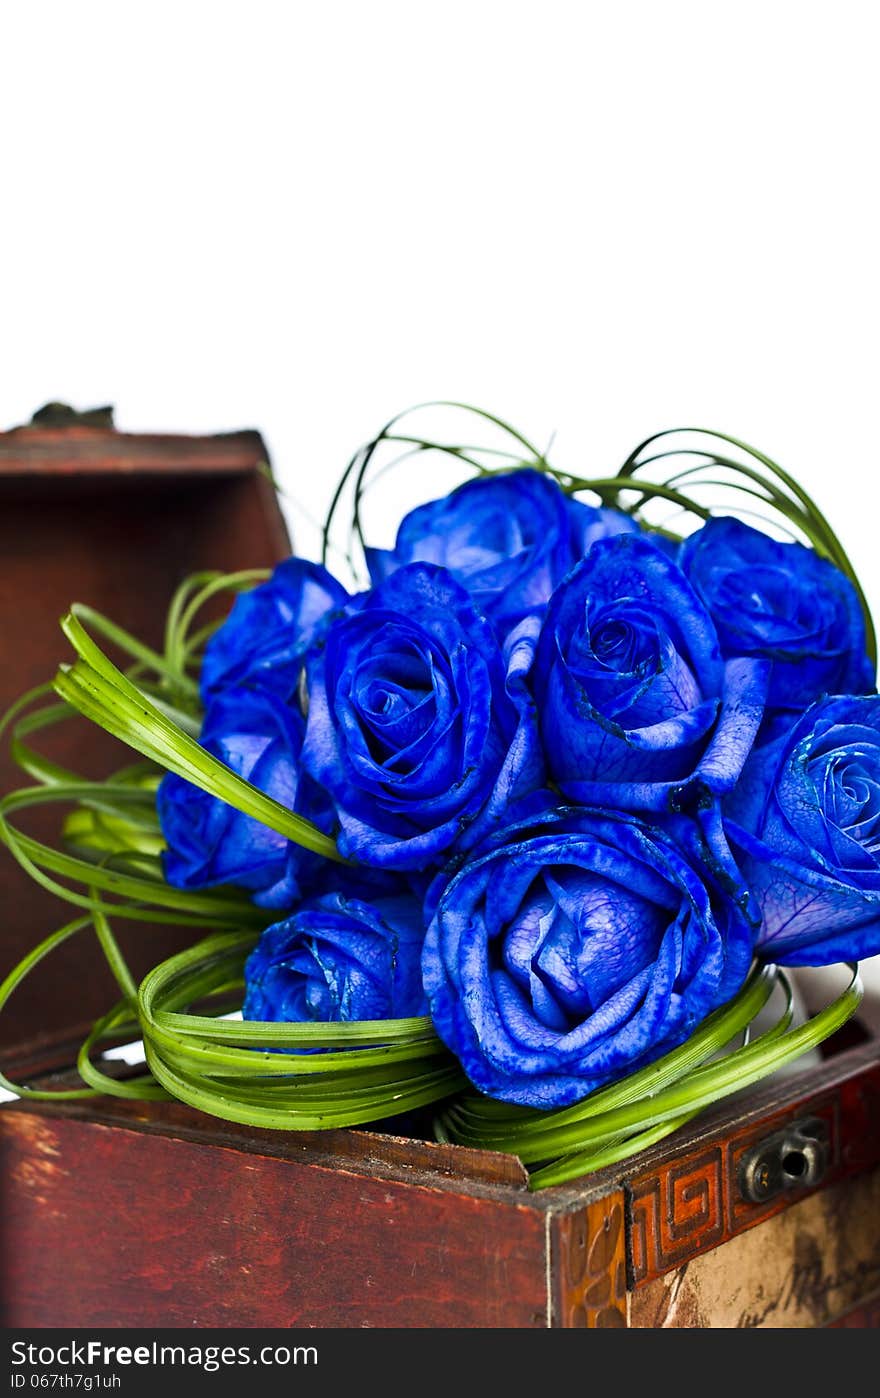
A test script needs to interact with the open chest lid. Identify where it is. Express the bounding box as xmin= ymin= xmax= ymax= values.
xmin=0 ymin=403 xmax=292 ymax=1050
